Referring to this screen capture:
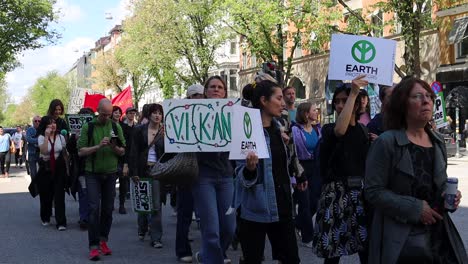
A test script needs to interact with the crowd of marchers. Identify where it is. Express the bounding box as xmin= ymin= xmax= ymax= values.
xmin=0 ymin=73 xmax=466 ymax=264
